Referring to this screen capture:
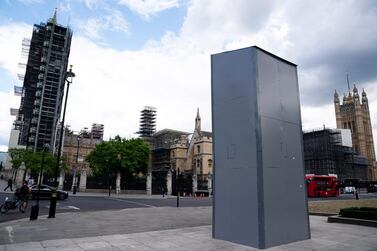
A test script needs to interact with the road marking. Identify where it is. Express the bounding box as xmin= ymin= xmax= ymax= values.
xmin=46 ymin=205 xmax=80 ymax=210
xmin=109 ymin=198 xmax=155 ymax=208
xmin=67 ymin=206 xmax=80 ymax=210
xmin=6 ymin=226 xmax=13 ymax=243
